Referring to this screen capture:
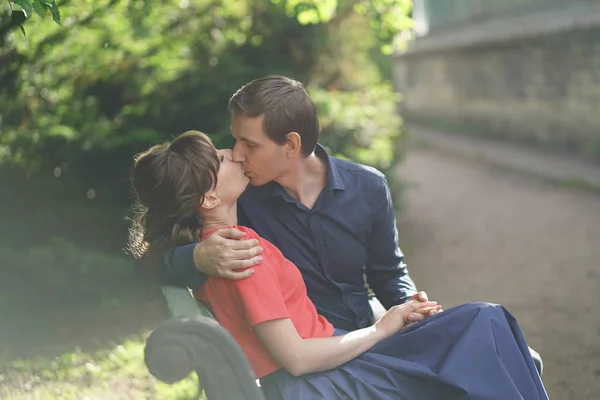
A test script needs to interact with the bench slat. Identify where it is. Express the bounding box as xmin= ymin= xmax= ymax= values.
xmin=161 ymin=286 xmax=215 ymax=319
